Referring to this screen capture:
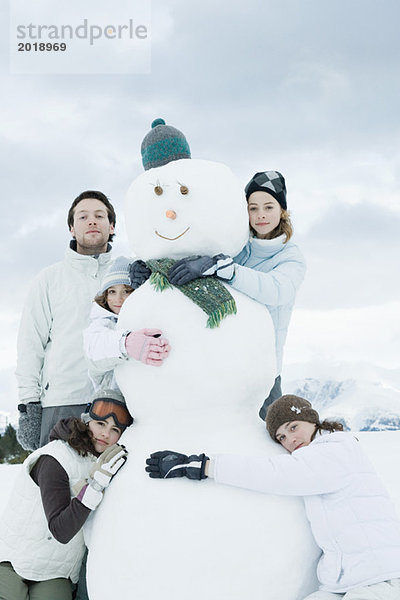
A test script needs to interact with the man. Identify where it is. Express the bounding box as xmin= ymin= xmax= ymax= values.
xmin=16 ymin=190 xmax=116 ymax=450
